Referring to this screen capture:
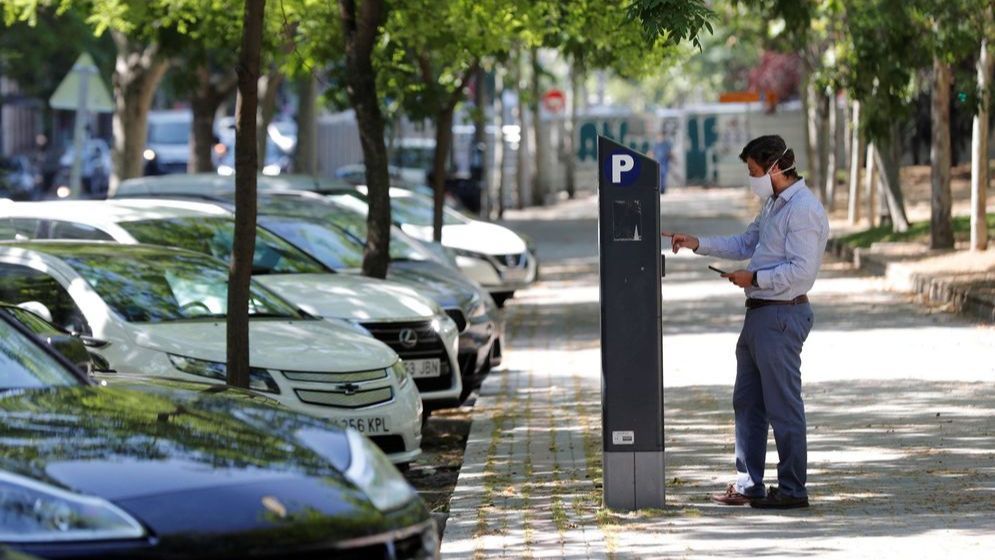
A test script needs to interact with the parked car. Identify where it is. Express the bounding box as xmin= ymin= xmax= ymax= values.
xmin=0 ymin=199 xmax=465 ymax=414
xmin=144 ymin=109 xmax=193 ymax=175
xmin=0 ymin=241 xmax=423 ymax=464
xmin=330 ymin=187 xmax=538 ymax=306
xmin=0 ymin=155 xmax=43 ymax=200
xmin=0 ymin=306 xmax=439 ymax=558
xmin=106 ymin=175 xmax=502 ymax=395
